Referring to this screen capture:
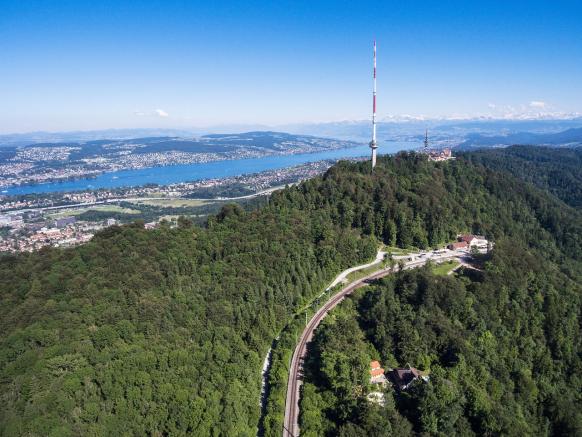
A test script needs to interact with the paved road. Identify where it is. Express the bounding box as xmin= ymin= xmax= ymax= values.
xmin=326 ymin=249 xmax=387 ymax=290
xmin=5 ymin=186 xmax=281 ymax=215
xmin=282 ymin=250 xmax=466 ymax=437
